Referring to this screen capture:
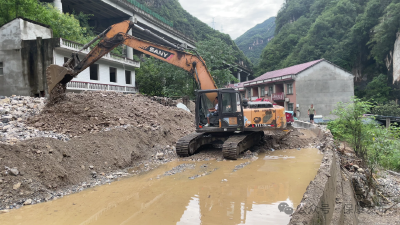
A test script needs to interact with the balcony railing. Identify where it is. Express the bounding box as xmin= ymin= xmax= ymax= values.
xmin=59 ymin=38 xmax=140 ymax=67
xmin=272 ymin=92 xmax=285 ymax=101
xmin=67 ymin=81 xmax=138 ymax=93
